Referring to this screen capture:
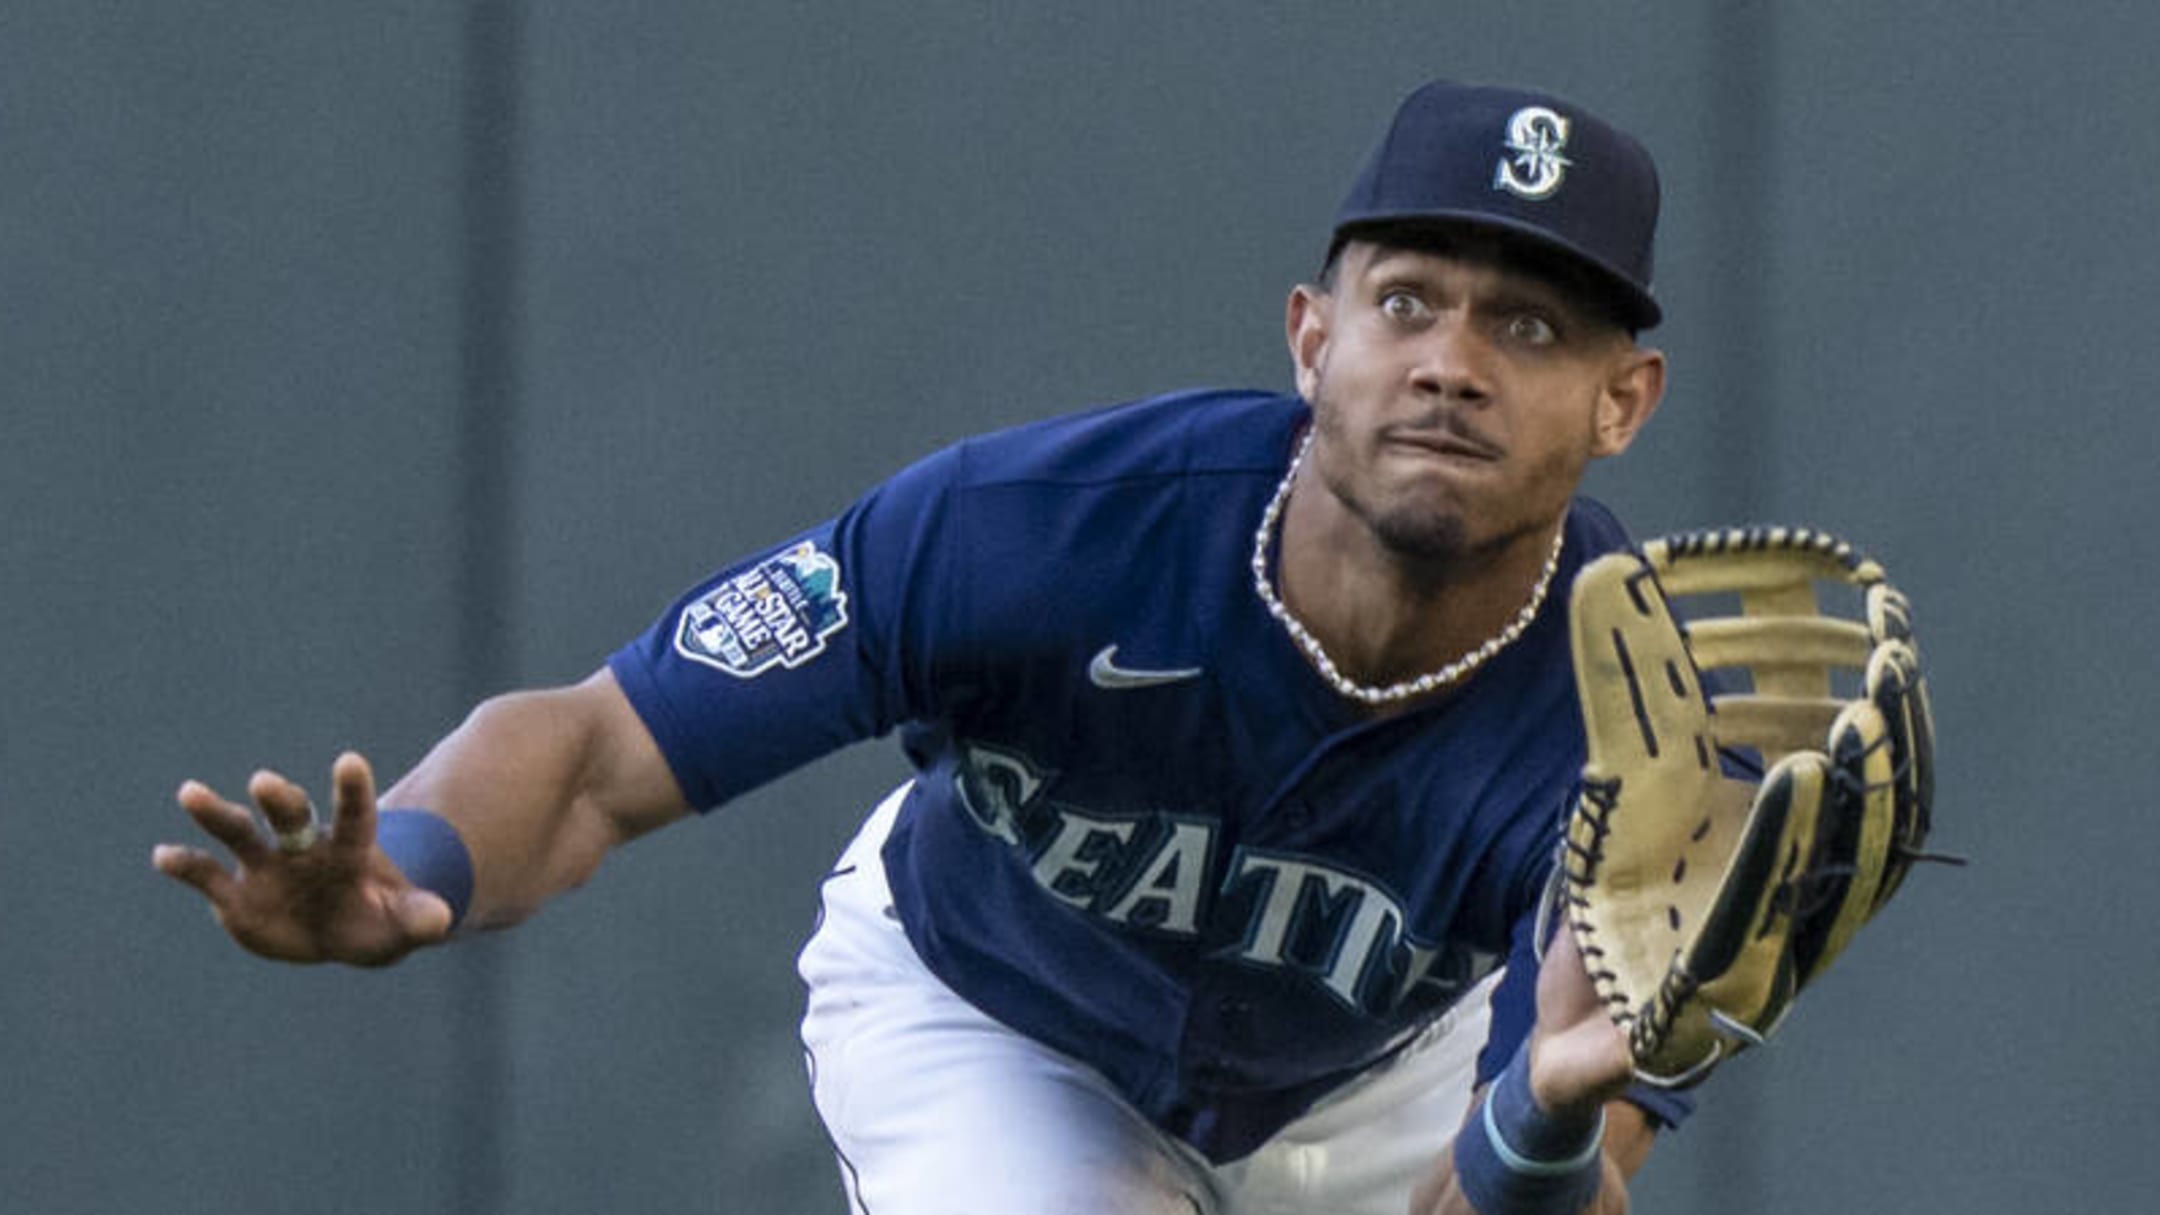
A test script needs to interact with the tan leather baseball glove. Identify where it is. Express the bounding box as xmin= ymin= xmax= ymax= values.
xmin=1560 ymin=527 xmax=1950 ymax=1087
